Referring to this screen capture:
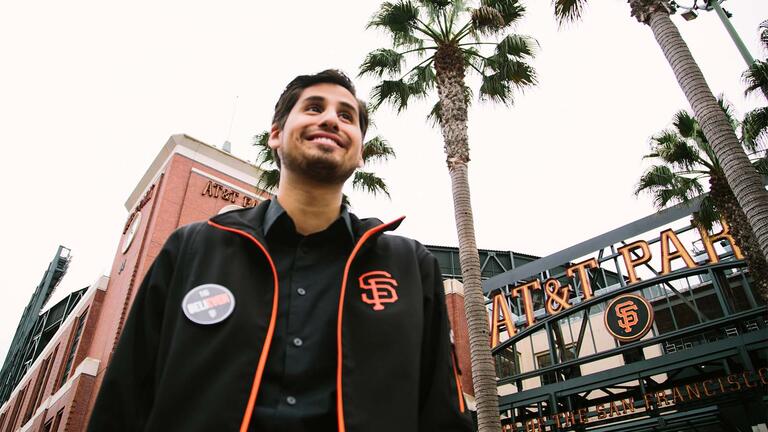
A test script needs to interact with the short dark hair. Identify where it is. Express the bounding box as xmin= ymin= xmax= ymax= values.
xmin=272 ymin=69 xmax=369 ymax=138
